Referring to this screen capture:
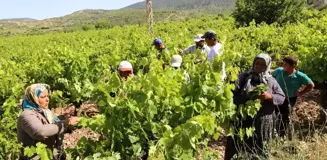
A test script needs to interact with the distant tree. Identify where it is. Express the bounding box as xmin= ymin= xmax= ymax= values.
xmin=82 ymin=25 xmax=95 ymax=31
xmin=233 ymin=0 xmax=306 ymax=26
xmin=40 ymin=27 xmax=50 ymax=30
xmin=94 ymin=20 xmax=113 ymax=29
